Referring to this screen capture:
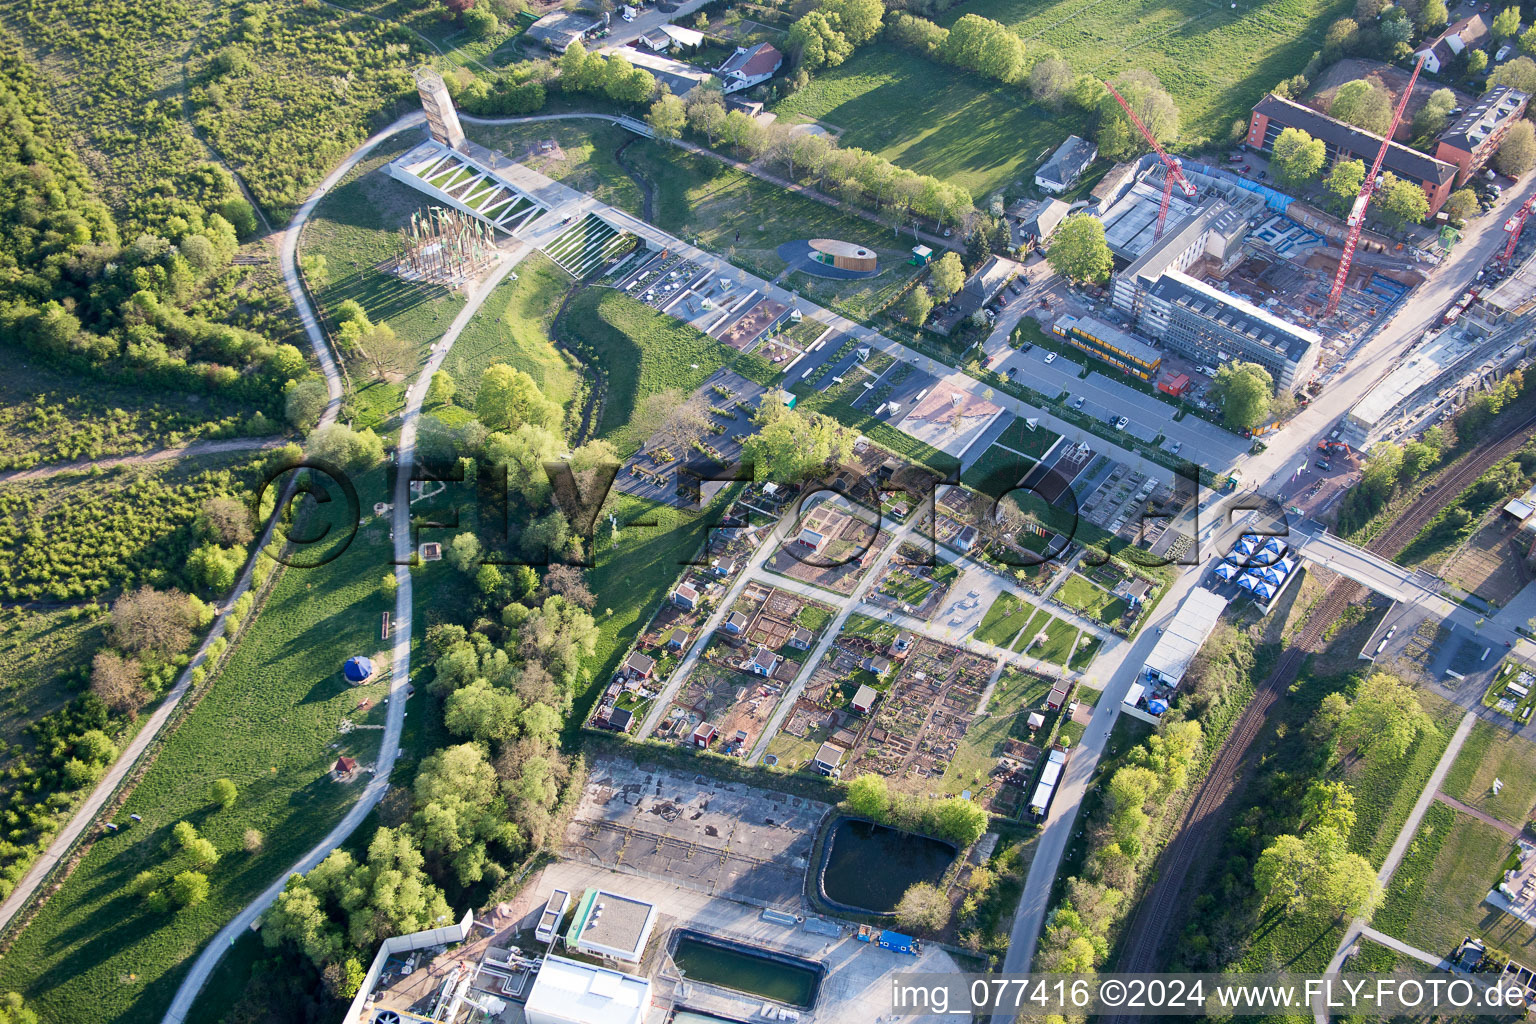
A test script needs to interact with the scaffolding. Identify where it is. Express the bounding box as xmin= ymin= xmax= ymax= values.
xmin=395 ymin=206 xmax=496 ymax=285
